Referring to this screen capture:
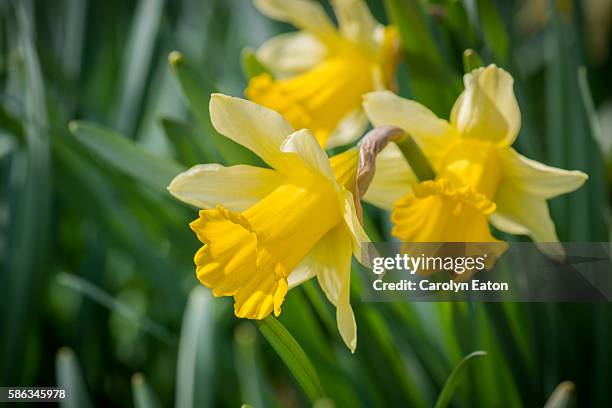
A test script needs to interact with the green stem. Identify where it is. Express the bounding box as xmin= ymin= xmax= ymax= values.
xmin=395 ymin=134 xmax=436 ymax=182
